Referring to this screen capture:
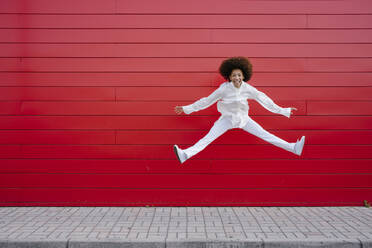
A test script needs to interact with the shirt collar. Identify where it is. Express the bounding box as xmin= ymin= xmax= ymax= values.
xmin=229 ymin=81 xmax=245 ymax=90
